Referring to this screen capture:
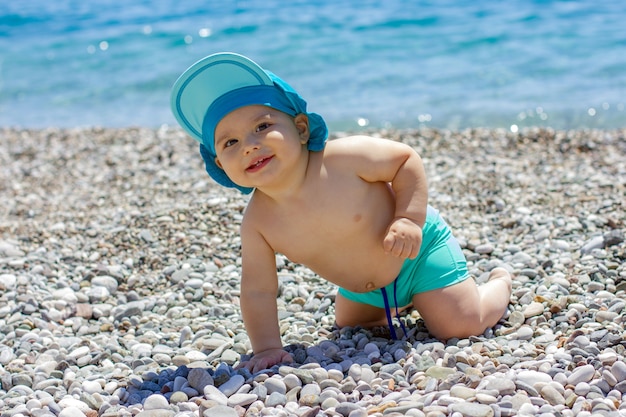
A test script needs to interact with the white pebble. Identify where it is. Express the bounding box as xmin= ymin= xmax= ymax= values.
xmin=143 ymin=393 xmax=169 ymax=410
